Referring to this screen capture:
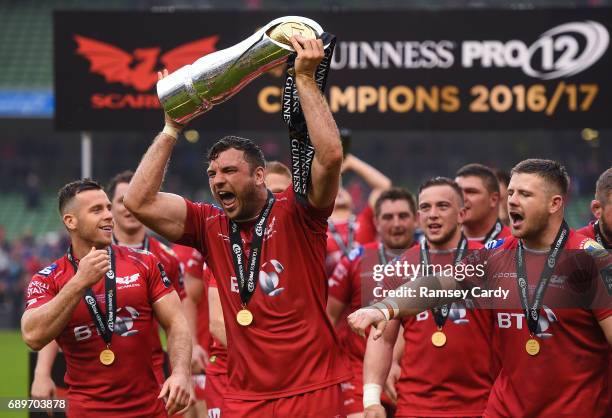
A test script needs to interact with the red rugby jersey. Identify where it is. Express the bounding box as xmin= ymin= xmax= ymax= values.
xmin=463 ymin=231 xmax=611 ymax=417
xmin=578 ymin=221 xmax=611 ymax=249
xmin=390 ymin=240 xmax=493 ymax=417
xmin=172 ymin=243 xmax=209 ymax=351
xmin=326 ymin=205 xmax=378 ymax=275
xmin=178 ymin=187 xmax=350 ymax=400
xmin=25 ymin=245 xmax=173 ymax=417
xmin=206 ymin=274 xmax=228 ymax=376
